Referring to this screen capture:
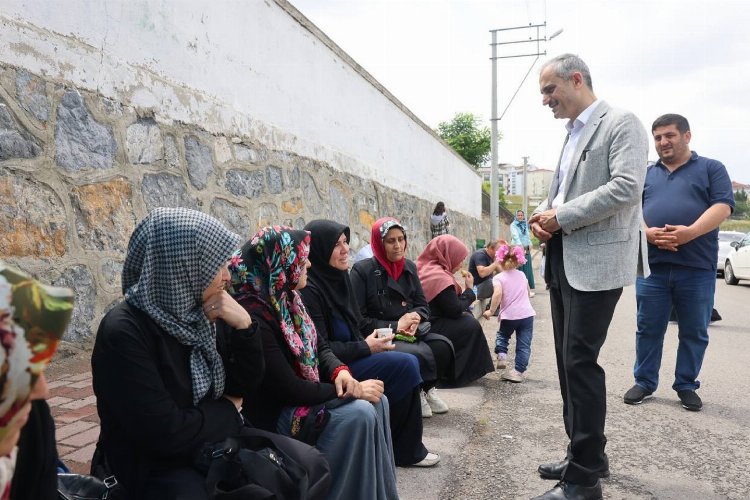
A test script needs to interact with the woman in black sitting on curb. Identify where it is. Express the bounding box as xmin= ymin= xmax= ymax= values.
xmin=301 ymin=219 xmax=439 ymax=467
xmin=350 ymin=217 xmax=454 ymax=418
xmin=91 ymin=208 xmax=329 ymax=499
